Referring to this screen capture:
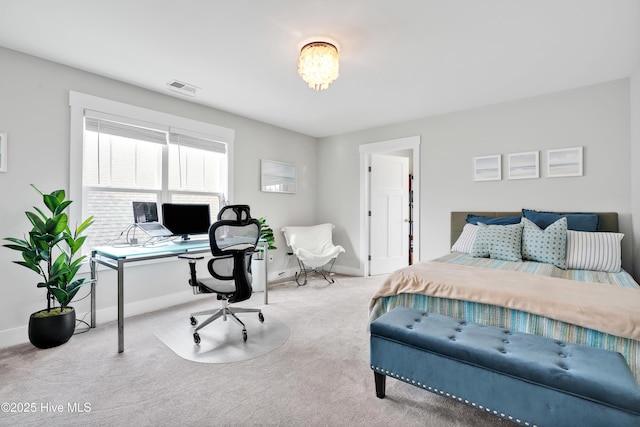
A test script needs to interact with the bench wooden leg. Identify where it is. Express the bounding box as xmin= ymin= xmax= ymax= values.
xmin=374 ymin=371 xmax=386 ymax=398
